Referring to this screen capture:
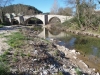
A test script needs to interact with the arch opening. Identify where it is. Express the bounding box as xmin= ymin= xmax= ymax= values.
xmin=49 ymin=17 xmax=61 ymax=24
xmin=11 ymin=19 xmax=19 ymax=25
xmin=4 ymin=18 xmax=11 ymax=25
xmin=0 ymin=19 xmax=1 ymax=24
xmin=25 ymin=17 xmax=43 ymax=25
